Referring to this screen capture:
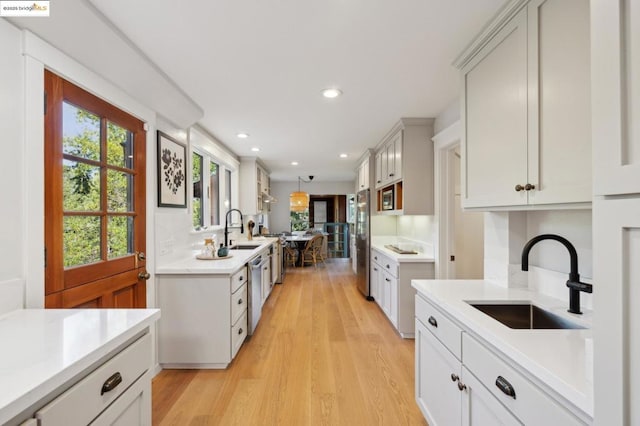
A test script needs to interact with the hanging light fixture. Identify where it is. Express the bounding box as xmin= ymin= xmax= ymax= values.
xmin=290 ymin=176 xmax=313 ymax=212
